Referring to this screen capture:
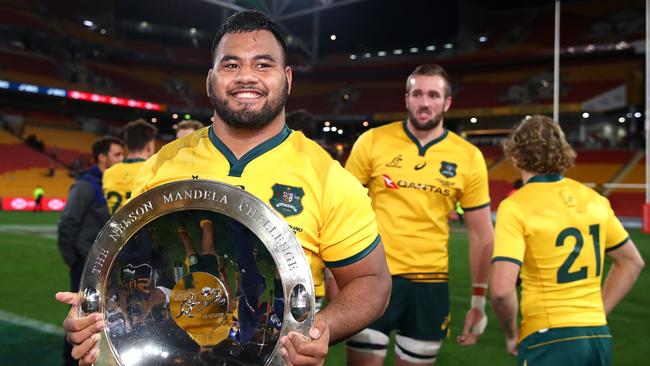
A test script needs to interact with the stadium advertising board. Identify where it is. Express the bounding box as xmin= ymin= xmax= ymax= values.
xmin=1 ymin=197 xmax=67 ymax=211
